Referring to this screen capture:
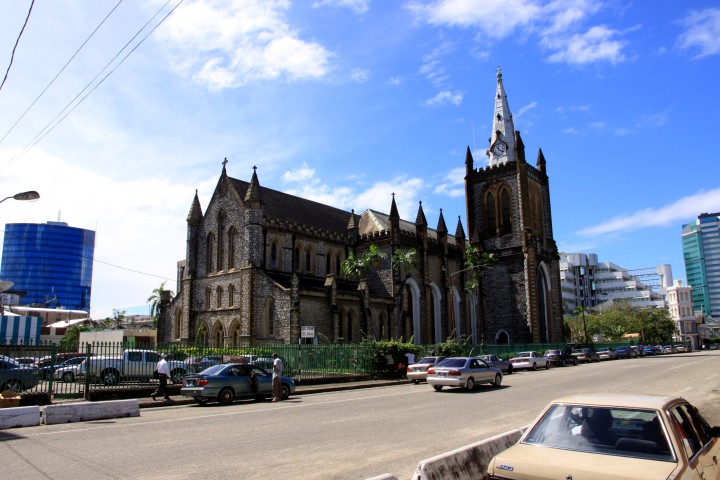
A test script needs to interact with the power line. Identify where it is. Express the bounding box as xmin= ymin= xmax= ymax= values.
xmin=0 ymin=1 xmax=124 ymax=145
xmin=1 ymin=0 xmax=184 ymax=171
xmin=0 ymin=0 xmax=35 ymax=93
